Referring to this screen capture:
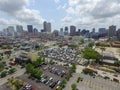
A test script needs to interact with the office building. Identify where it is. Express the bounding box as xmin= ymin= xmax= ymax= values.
xmin=16 ymin=25 xmax=23 ymax=33
xmin=117 ymin=29 xmax=120 ymax=40
xmin=99 ymin=28 xmax=106 ymax=34
xmin=59 ymin=28 xmax=64 ymax=36
xmin=70 ymin=25 xmax=76 ymax=36
xmin=16 ymin=25 xmax=24 ymax=37
xmin=27 ymin=25 xmax=33 ymax=33
xmin=47 ymin=22 xmax=51 ymax=32
xmin=64 ymin=26 xmax=69 ymax=35
xmin=33 ymin=28 xmax=38 ymax=34
xmin=108 ymin=25 xmax=116 ymax=38
xmin=43 ymin=21 xmax=51 ymax=33
xmin=53 ymin=30 xmax=59 ymax=37
xmin=92 ymin=28 xmax=95 ymax=33
xmin=4 ymin=26 xmax=15 ymax=38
